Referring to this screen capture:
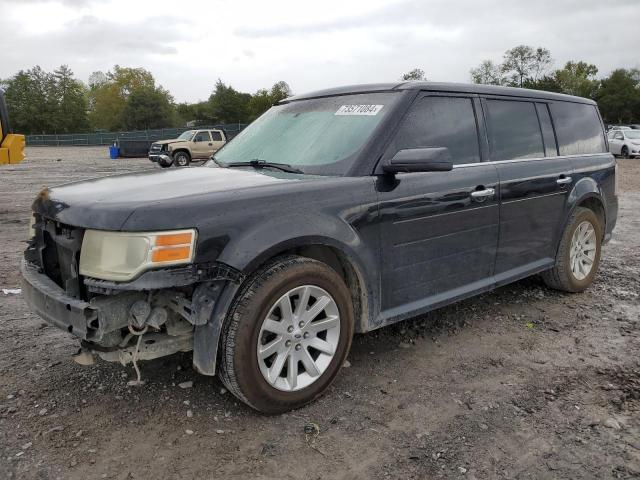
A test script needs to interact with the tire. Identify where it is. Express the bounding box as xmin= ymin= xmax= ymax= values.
xmin=541 ymin=207 xmax=602 ymax=292
xmin=218 ymin=255 xmax=354 ymax=413
xmin=173 ymin=151 xmax=191 ymax=167
xmin=621 ymin=146 xmax=629 ymax=159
